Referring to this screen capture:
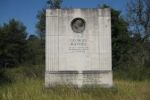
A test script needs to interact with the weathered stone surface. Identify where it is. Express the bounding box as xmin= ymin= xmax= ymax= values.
xmin=45 ymin=9 xmax=113 ymax=87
